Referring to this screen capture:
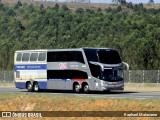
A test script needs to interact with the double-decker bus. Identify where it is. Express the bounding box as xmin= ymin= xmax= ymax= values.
xmin=14 ymin=48 xmax=128 ymax=93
